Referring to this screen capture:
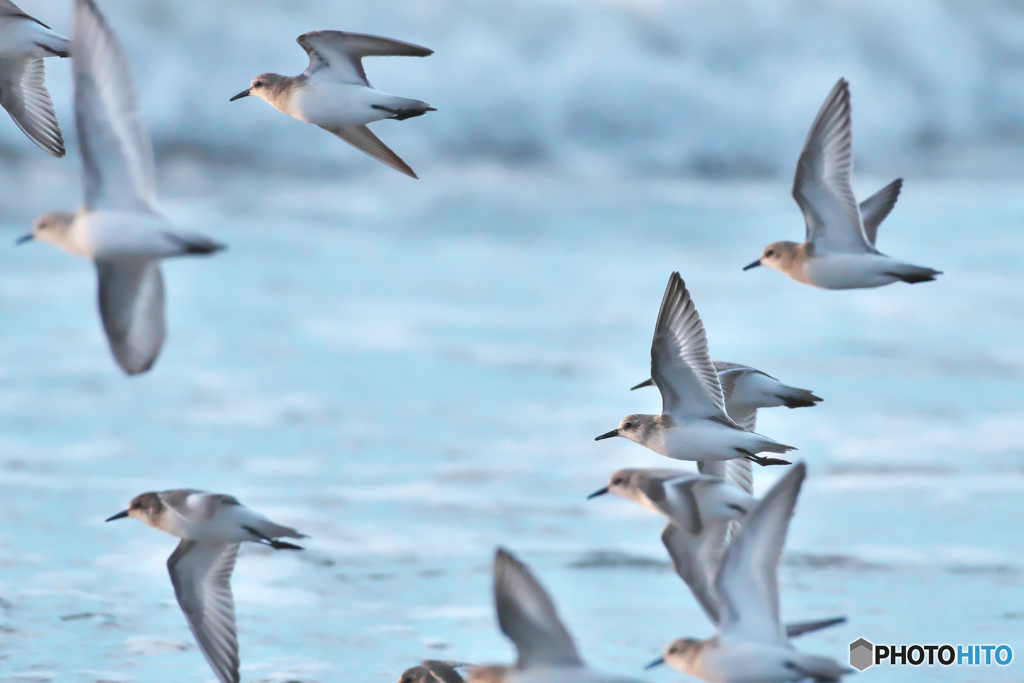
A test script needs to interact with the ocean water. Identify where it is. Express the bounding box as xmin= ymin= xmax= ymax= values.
xmin=0 ymin=158 xmax=1021 ymax=681
xmin=5 ymin=0 xmax=1024 ymax=177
